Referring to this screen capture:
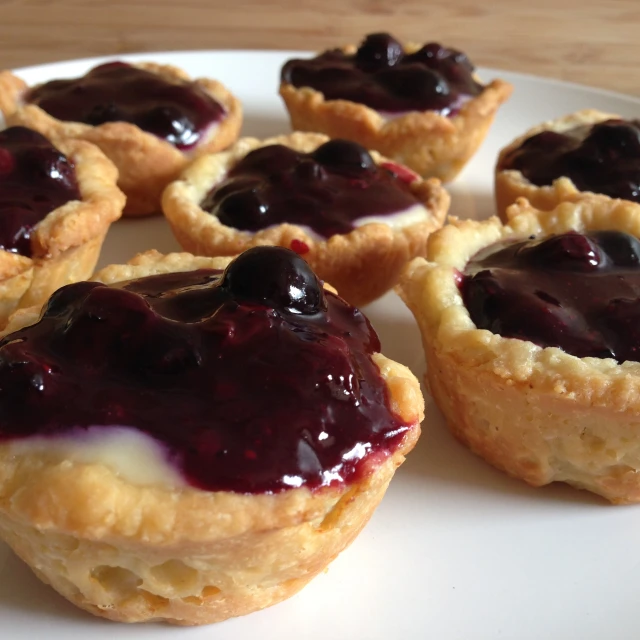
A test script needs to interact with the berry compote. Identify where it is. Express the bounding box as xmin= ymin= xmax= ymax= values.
xmin=0 ymin=247 xmax=413 ymax=493
xmin=27 ymin=62 xmax=226 ymax=151
xmin=499 ymin=119 xmax=640 ymax=203
xmin=0 ymin=126 xmax=80 ymax=256
xmin=200 ymin=139 xmax=422 ymax=237
xmin=461 ymin=230 xmax=640 ymax=363
xmin=281 ymin=32 xmax=483 ymax=116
